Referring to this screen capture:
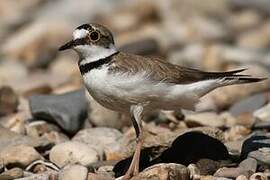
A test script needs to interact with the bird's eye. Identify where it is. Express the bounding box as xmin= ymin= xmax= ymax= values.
xmin=89 ymin=31 xmax=100 ymax=41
